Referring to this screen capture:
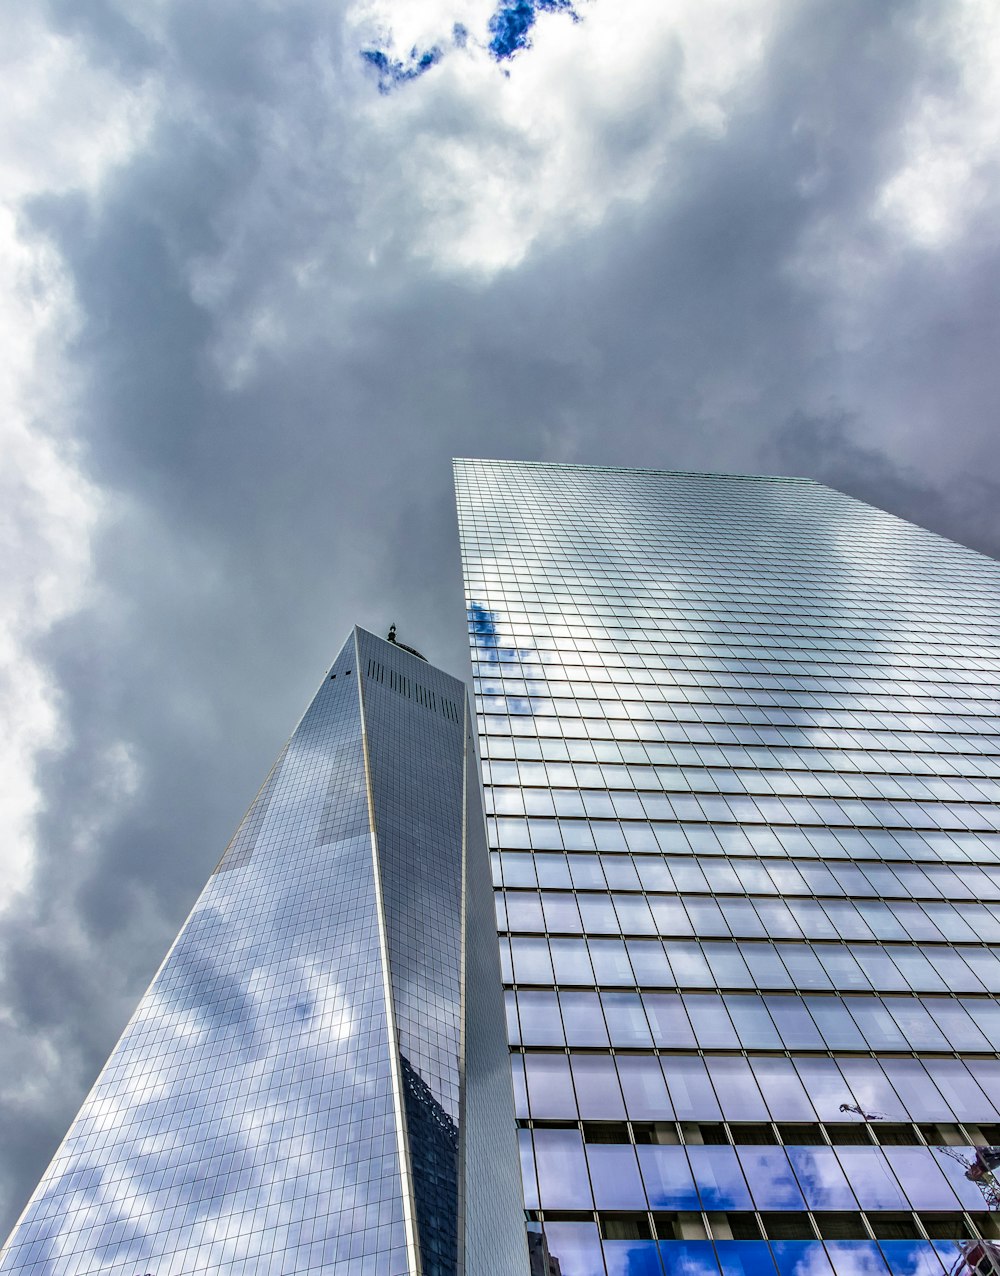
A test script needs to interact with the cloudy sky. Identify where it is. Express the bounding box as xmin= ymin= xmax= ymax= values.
xmin=2 ymin=0 xmax=1000 ymax=1232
